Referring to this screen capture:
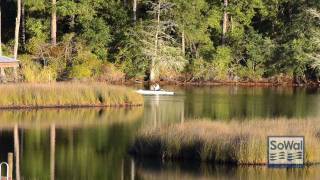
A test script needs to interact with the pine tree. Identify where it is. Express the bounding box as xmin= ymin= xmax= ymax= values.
xmin=51 ymin=0 xmax=57 ymax=45
xmin=14 ymin=0 xmax=21 ymax=59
